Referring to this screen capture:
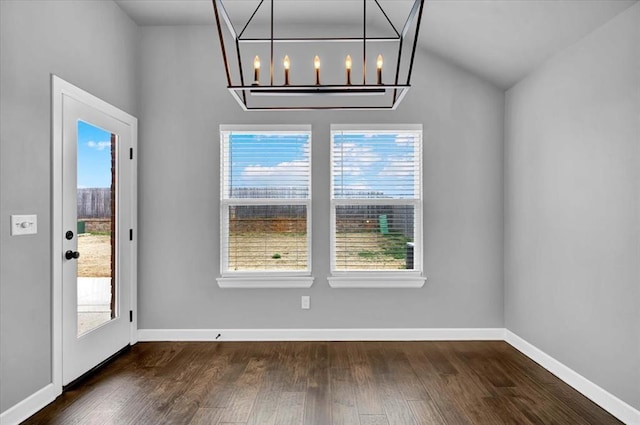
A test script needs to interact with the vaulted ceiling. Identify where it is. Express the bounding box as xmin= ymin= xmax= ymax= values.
xmin=115 ymin=0 xmax=637 ymax=88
